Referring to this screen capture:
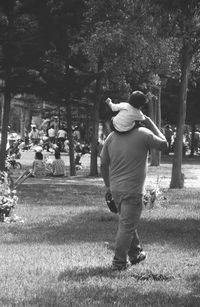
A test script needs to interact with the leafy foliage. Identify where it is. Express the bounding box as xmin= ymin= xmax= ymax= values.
xmin=82 ymin=0 xmax=176 ymax=102
xmin=0 ymin=1 xmax=47 ymax=95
